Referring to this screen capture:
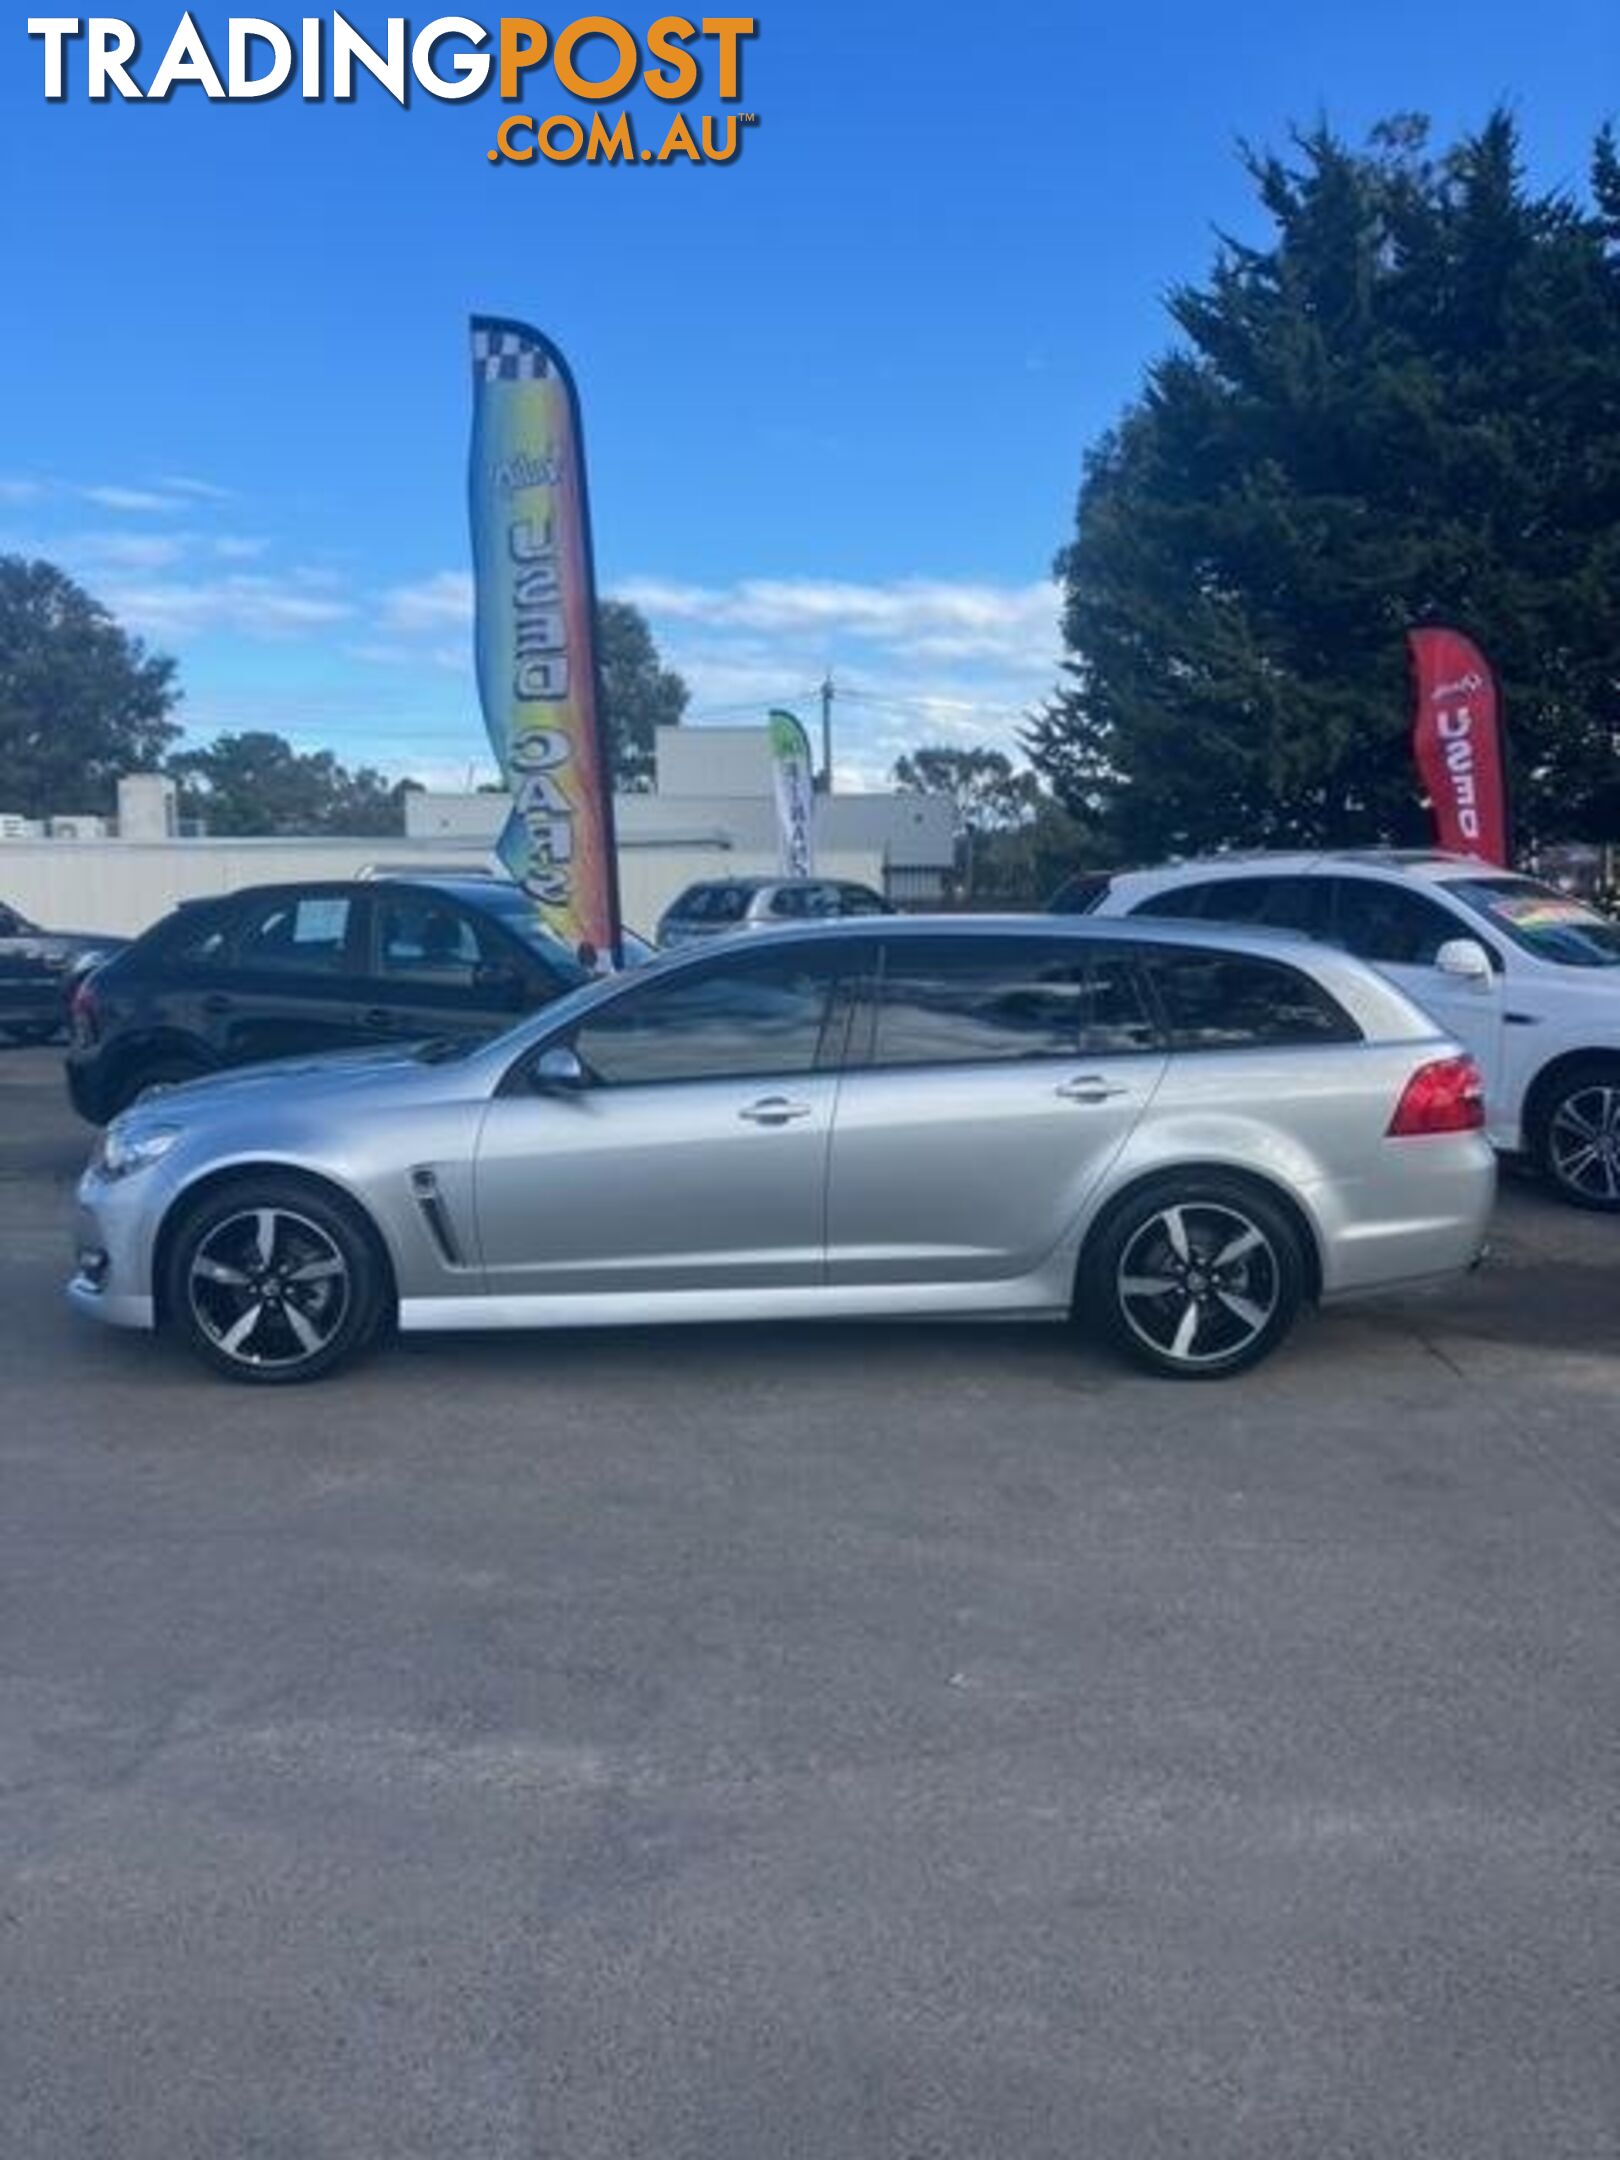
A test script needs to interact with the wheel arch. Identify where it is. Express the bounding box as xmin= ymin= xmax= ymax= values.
xmin=152 ymin=1160 xmax=399 ymax=1327
xmin=1521 ymin=1046 xmax=1620 ymax=1150
xmin=1075 ymin=1160 xmax=1324 ymax=1309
